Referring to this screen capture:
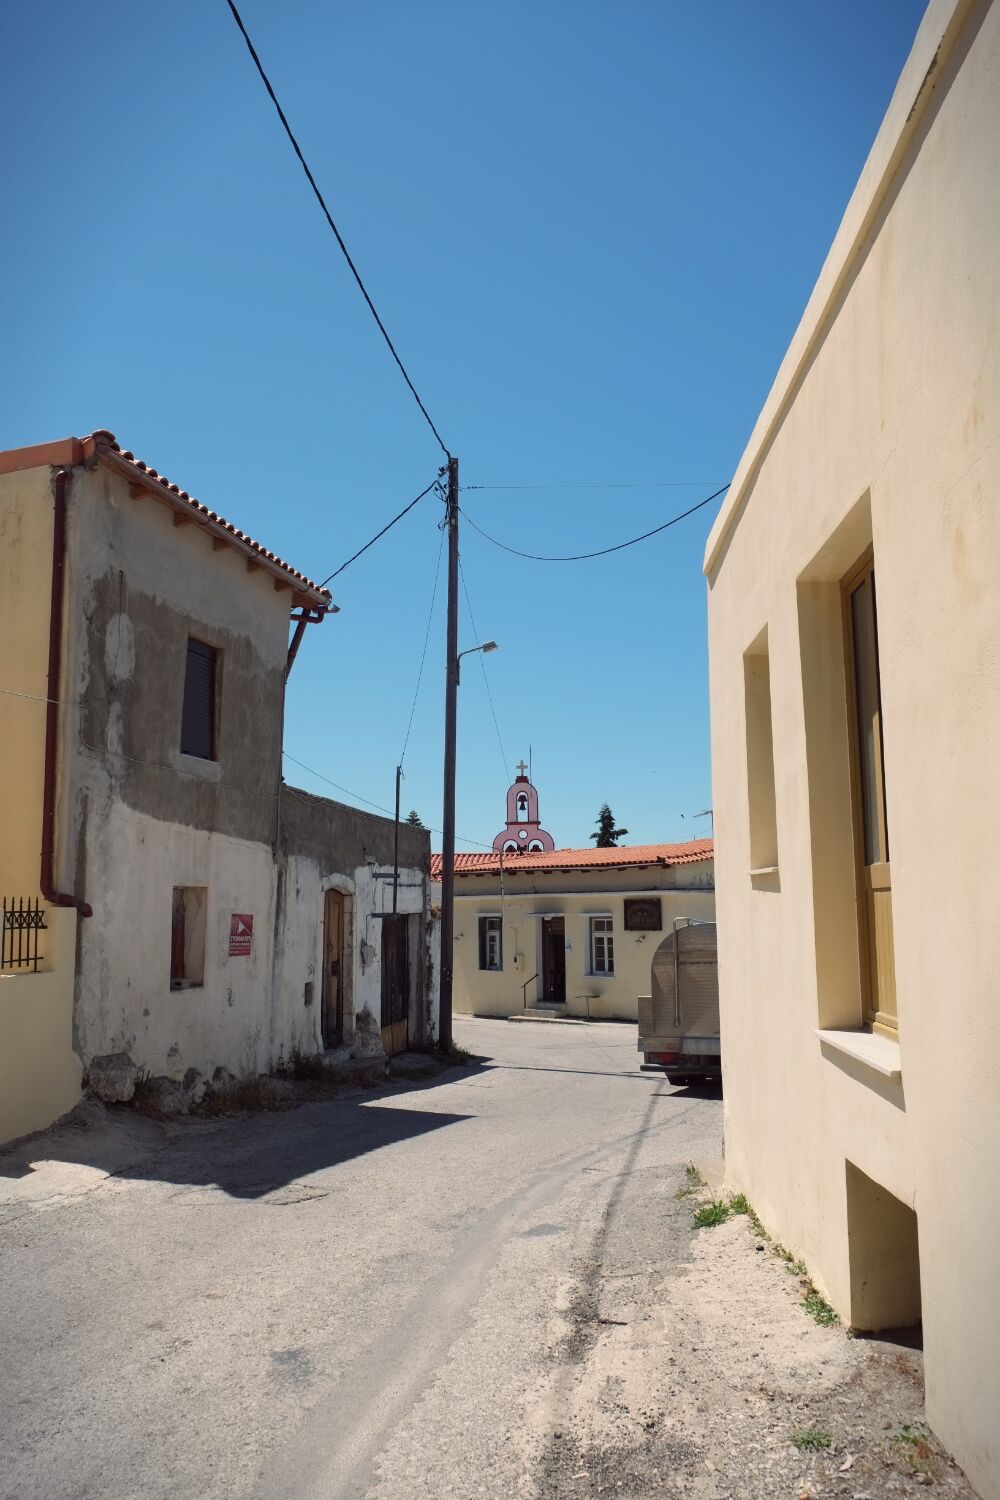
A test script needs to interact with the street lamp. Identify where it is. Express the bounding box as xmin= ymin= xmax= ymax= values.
xmin=456 ymin=640 xmax=498 ymax=681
